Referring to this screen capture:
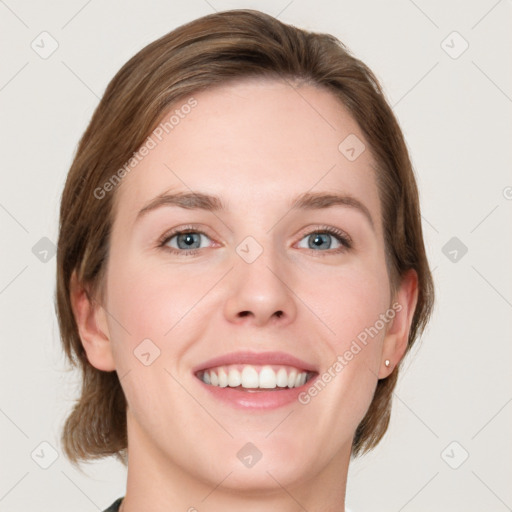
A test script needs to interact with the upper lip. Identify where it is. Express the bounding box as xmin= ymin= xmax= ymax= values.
xmin=192 ymin=350 xmax=319 ymax=374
